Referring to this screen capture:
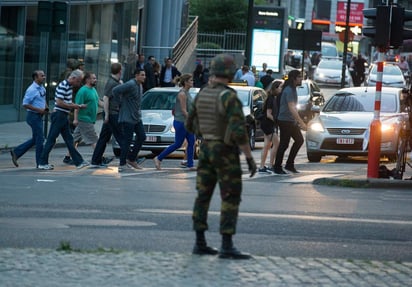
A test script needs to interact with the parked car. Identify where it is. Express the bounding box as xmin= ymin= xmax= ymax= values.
xmin=313 ymin=59 xmax=351 ymax=87
xmin=365 ymin=62 xmax=406 ymax=88
xmin=229 ymin=85 xmax=267 ymax=150
xmin=112 ymin=87 xmax=200 ymax=156
xmin=306 ymin=86 xmax=408 ymax=162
